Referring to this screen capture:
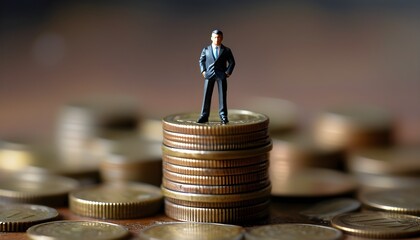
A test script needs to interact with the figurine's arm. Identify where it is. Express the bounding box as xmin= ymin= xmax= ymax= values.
xmin=225 ymin=49 xmax=235 ymax=77
xmin=199 ymin=48 xmax=207 ymax=77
